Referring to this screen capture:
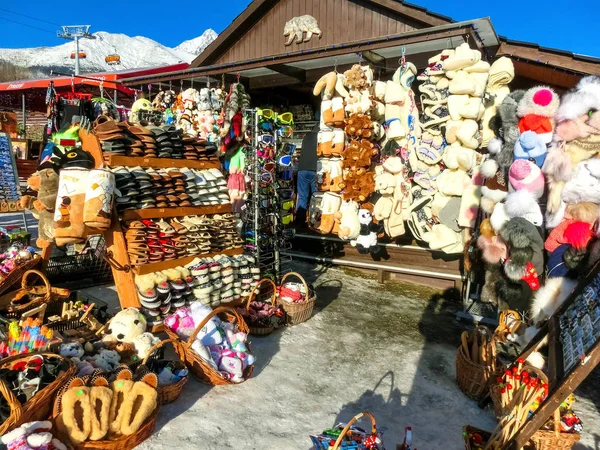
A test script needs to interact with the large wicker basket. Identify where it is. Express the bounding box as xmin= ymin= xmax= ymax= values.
xmin=53 ymin=402 xmax=159 ymax=450
xmin=278 ymin=272 xmax=316 ymax=326
xmin=0 ymin=269 xmax=70 ymax=319
xmin=331 ymin=412 xmax=379 ymax=450
xmin=245 ymin=278 xmax=282 ymax=336
xmin=0 ymin=255 xmax=41 ymax=296
xmin=141 ymin=338 xmax=188 ymax=404
xmin=528 ymin=415 xmax=580 ymax=450
xmin=0 ymin=352 xmax=76 ymax=435
xmin=456 ymin=345 xmax=497 ymax=401
xmin=164 ymin=306 xmax=254 ymax=385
